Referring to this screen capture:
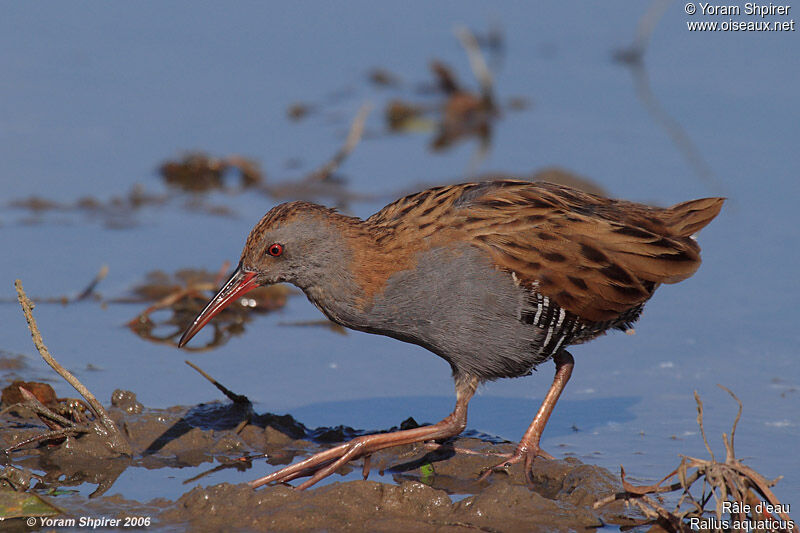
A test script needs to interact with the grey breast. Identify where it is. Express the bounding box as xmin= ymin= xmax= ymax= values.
xmin=358 ymin=243 xmax=552 ymax=381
